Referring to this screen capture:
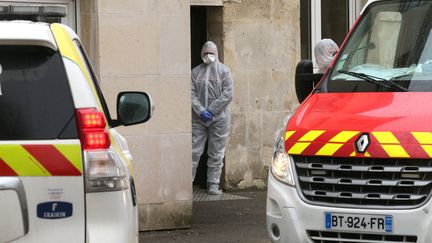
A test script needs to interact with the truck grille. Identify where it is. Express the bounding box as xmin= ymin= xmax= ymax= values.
xmin=294 ymin=156 xmax=432 ymax=207
xmin=307 ymin=230 xmax=417 ymax=243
